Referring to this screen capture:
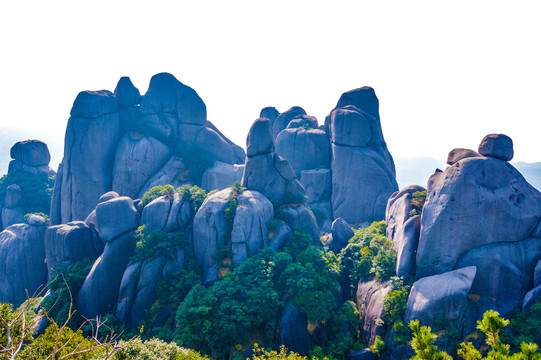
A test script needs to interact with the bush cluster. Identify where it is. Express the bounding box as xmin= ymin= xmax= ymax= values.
xmin=0 ymin=171 xmax=55 ymax=215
